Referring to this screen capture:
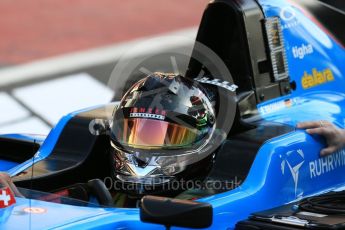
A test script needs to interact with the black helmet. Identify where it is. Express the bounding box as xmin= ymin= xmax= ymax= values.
xmin=110 ymin=73 xmax=225 ymax=195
